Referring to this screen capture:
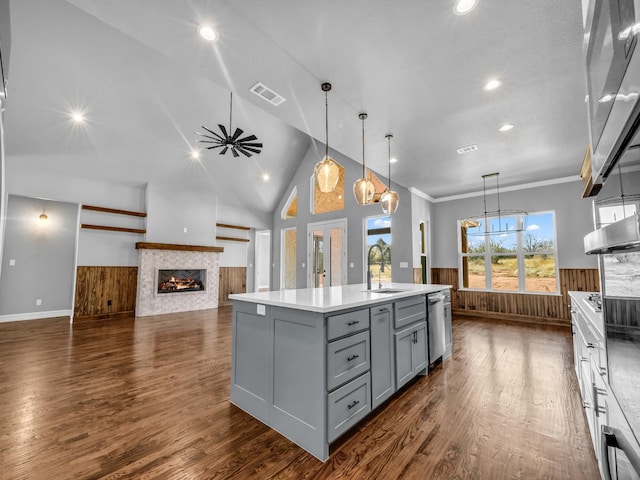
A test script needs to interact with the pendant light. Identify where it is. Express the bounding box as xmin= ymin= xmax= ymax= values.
xmin=313 ymin=83 xmax=340 ymax=193
xmin=380 ymin=134 xmax=399 ymax=214
xmin=353 ymin=113 xmax=375 ymax=205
